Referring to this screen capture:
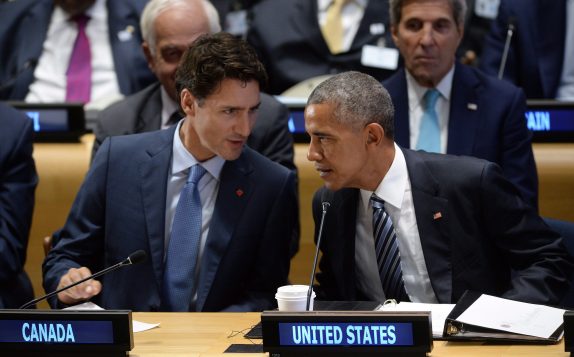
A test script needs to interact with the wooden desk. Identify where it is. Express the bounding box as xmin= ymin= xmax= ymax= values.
xmin=131 ymin=312 xmax=568 ymax=356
